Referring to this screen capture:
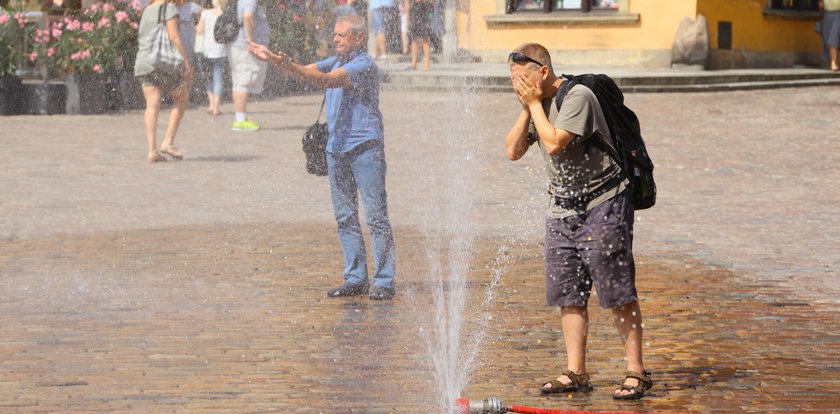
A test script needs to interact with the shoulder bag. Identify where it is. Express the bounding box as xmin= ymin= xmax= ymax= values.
xmin=302 ymin=97 xmax=328 ymax=176
xmin=148 ymin=3 xmax=184 ymax=73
